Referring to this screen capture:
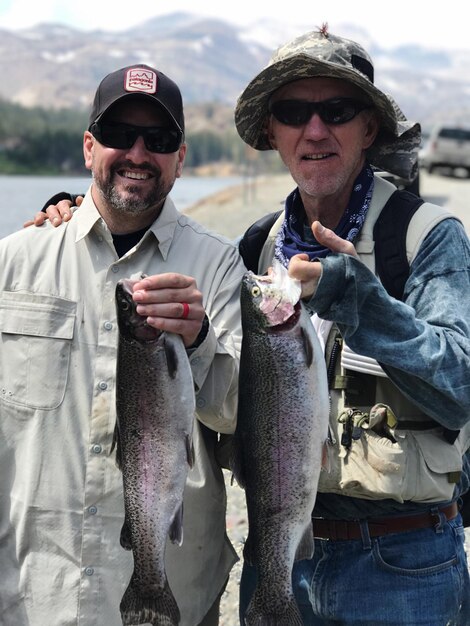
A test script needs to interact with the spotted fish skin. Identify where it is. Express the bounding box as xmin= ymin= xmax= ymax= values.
xmin=115 ymin=278 xmax=195 ymax=626
xmin=232 ymin=266 xmax=330 ymax=626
